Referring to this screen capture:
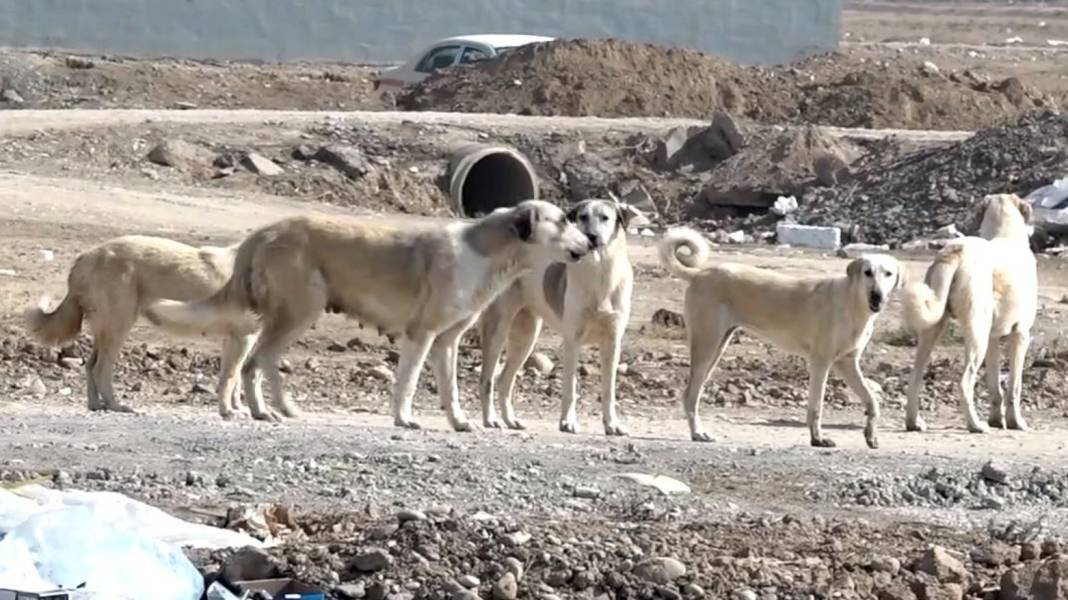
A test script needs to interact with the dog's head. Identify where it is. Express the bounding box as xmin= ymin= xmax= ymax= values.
xmin=509 ymin=200 xmax=592 ymax=263
xmin=976 ymin=193 xmax=1033 ymax=241
xmin=566 ymin=199 xmax=644 ymax=251
xmin=846 ymin=254 xmax=904 ymax=314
